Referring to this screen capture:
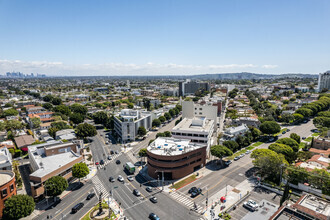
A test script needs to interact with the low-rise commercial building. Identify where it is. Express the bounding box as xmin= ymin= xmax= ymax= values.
xmin=28 ymin=141 xmax=83 ymax=198
xmin=182 ymin=101 xmax=218 ymax=128
xmin=0 ymin=170 xmax=16 ymax=219
xmin=147 ymin=137 xmax=206 ymax=180
xmin=0 ymin=147 xmax=12 ymax=170
xmin=223 ymin=124 xmax=249 ymax=140
xmin=114 ymin=109 xmax=152 ymax=143
xmin=232 ymin=117 xmax=261 ymax=128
